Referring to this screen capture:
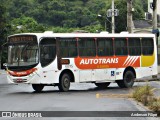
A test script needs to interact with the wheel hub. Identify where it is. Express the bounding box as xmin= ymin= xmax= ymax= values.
xmin=64 ymin=78 xmax=69 ymax=88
